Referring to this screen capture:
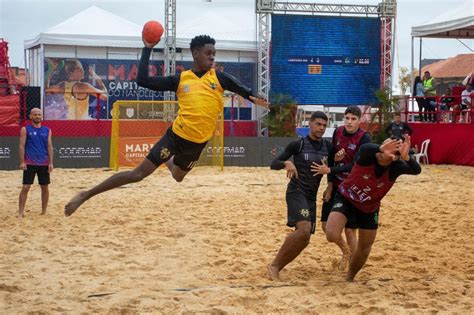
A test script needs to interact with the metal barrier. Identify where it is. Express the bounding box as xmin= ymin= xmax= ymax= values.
xmin=400 ymin=95 xmax=473 ymax=124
